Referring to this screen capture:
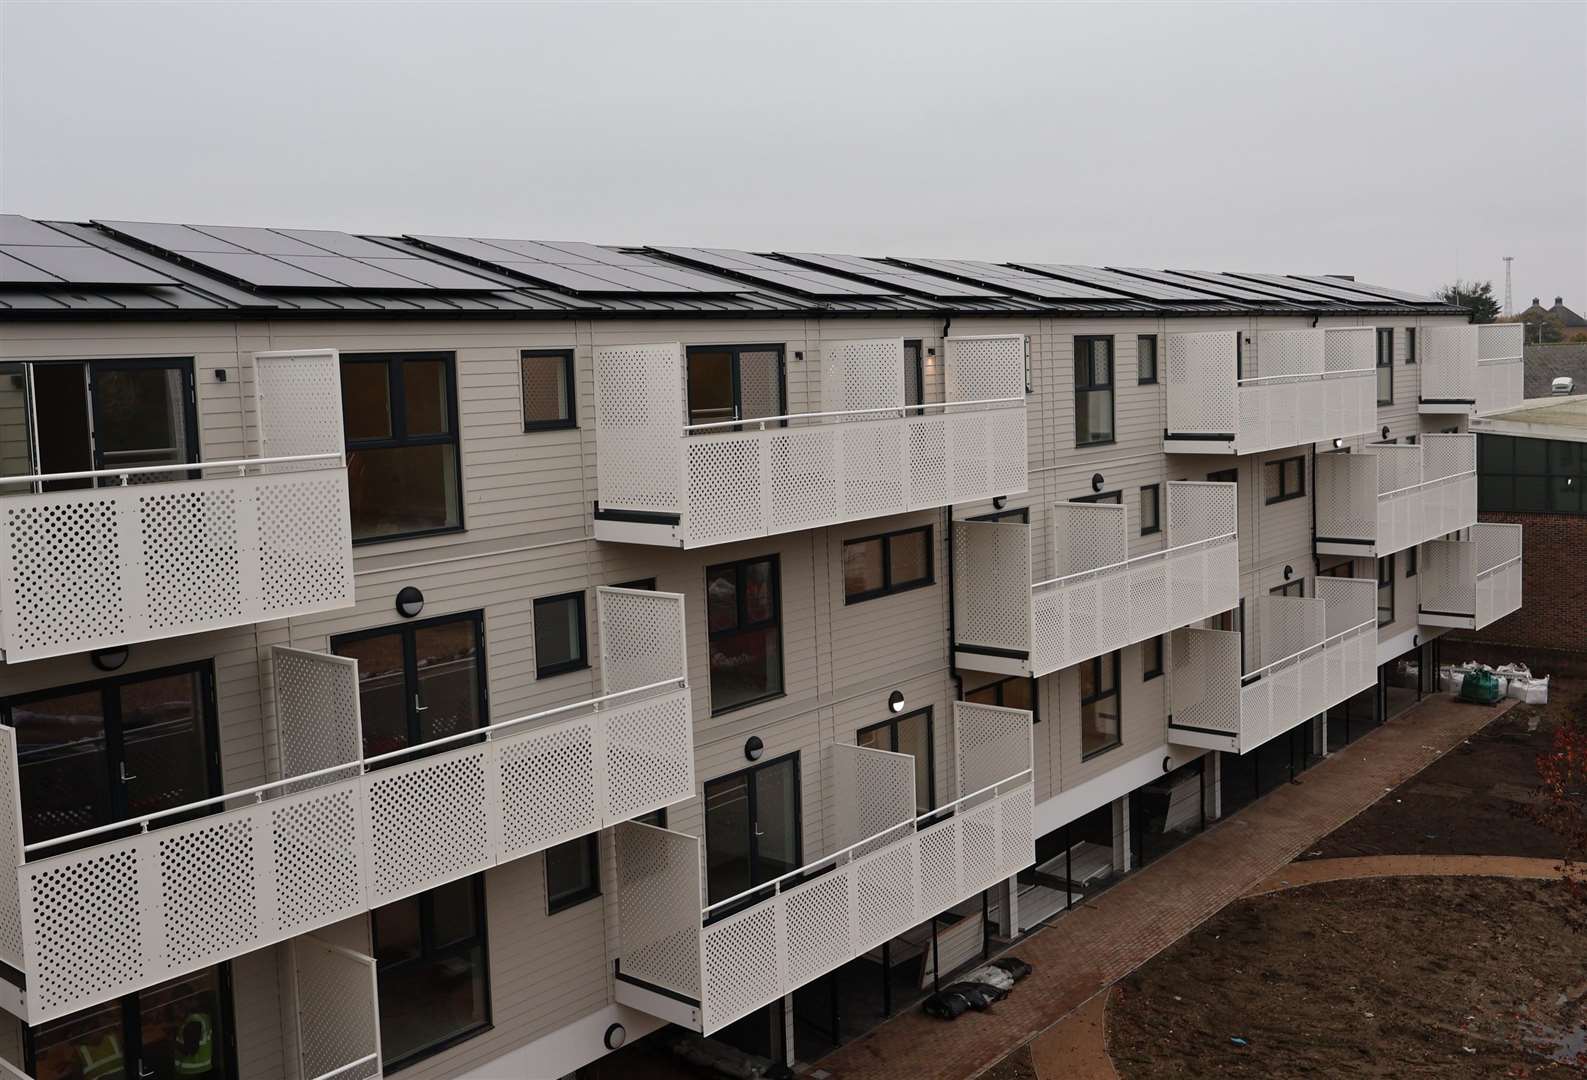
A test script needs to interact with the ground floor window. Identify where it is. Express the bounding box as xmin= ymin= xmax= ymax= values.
xmin=372 ymin=875 xmax=491 ymax=1070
